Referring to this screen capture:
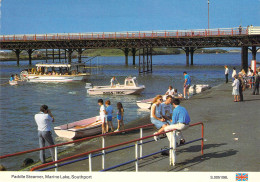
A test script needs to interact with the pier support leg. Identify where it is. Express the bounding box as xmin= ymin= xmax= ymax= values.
xmin=14 ymin=49 xmax=21 ymax=66
xmin=124 ymin=48 xmax=129 ymax=65
xmin=45 ymin=49 xmax=48 ymax=63
xmin=58 ymin=49 xmax=61 ymax=62
xmin=68 ymin=49 xmax=73 ymax=64
xmin=252 ymin=46 xmax=256 ymax=60
xmin=52 ymin=49 xmax=55 ymax=63
xmin=190 ymin=47 xmax=194 ymax=66
xmin=132 ymin=48 xmax=136 ymax=65
xmin=27 ymin=49 xmax=33 ymax=65
xmin=241 ymin=46 xmax=248 ymax=72
xmin=185 ymin=47 xmax=189 ymax=66
xmin=77 ymin=48 xmax=82 ymax=63
xmin=64 ymin=49 xmax=67 ymax=62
